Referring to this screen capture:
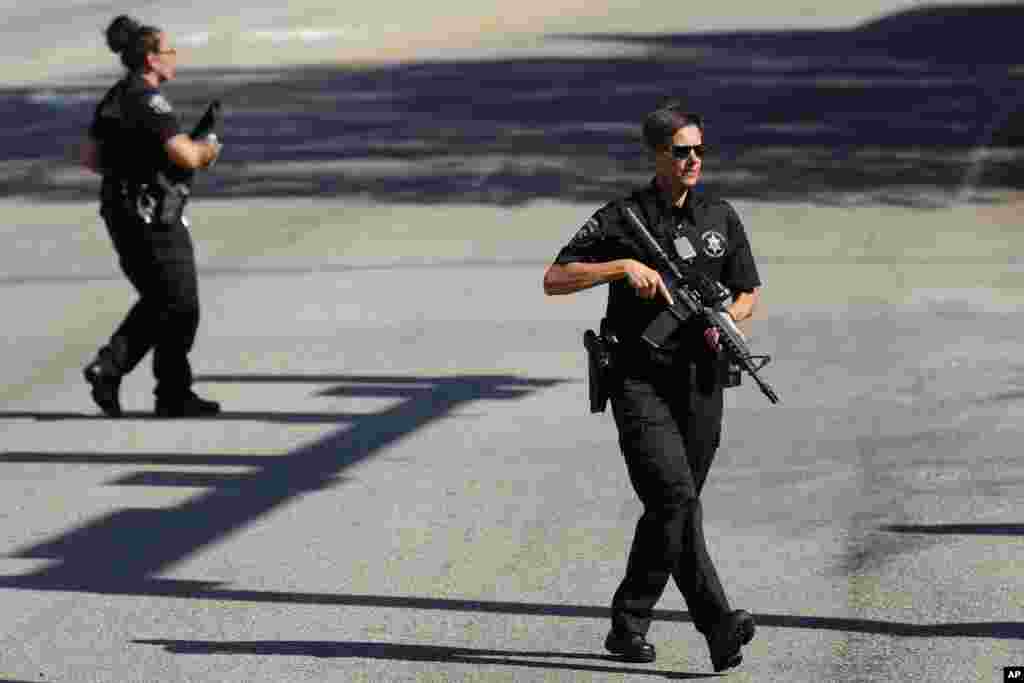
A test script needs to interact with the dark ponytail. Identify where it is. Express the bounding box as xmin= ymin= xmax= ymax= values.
xmin=105 ymin=14 xmax=161 ymax=72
